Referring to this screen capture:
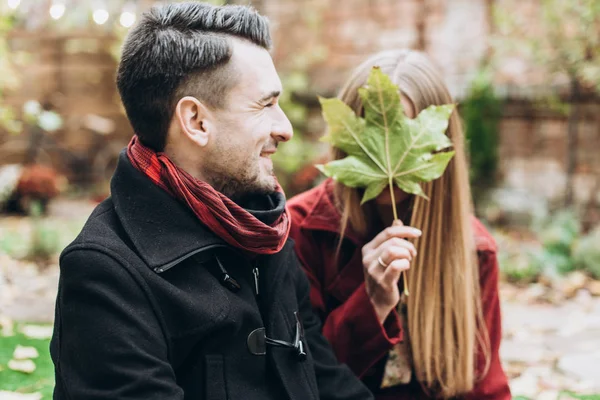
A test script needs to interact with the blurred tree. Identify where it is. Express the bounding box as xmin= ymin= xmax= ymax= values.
xmin=493 ymin=0 xmax=600 ymax=206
